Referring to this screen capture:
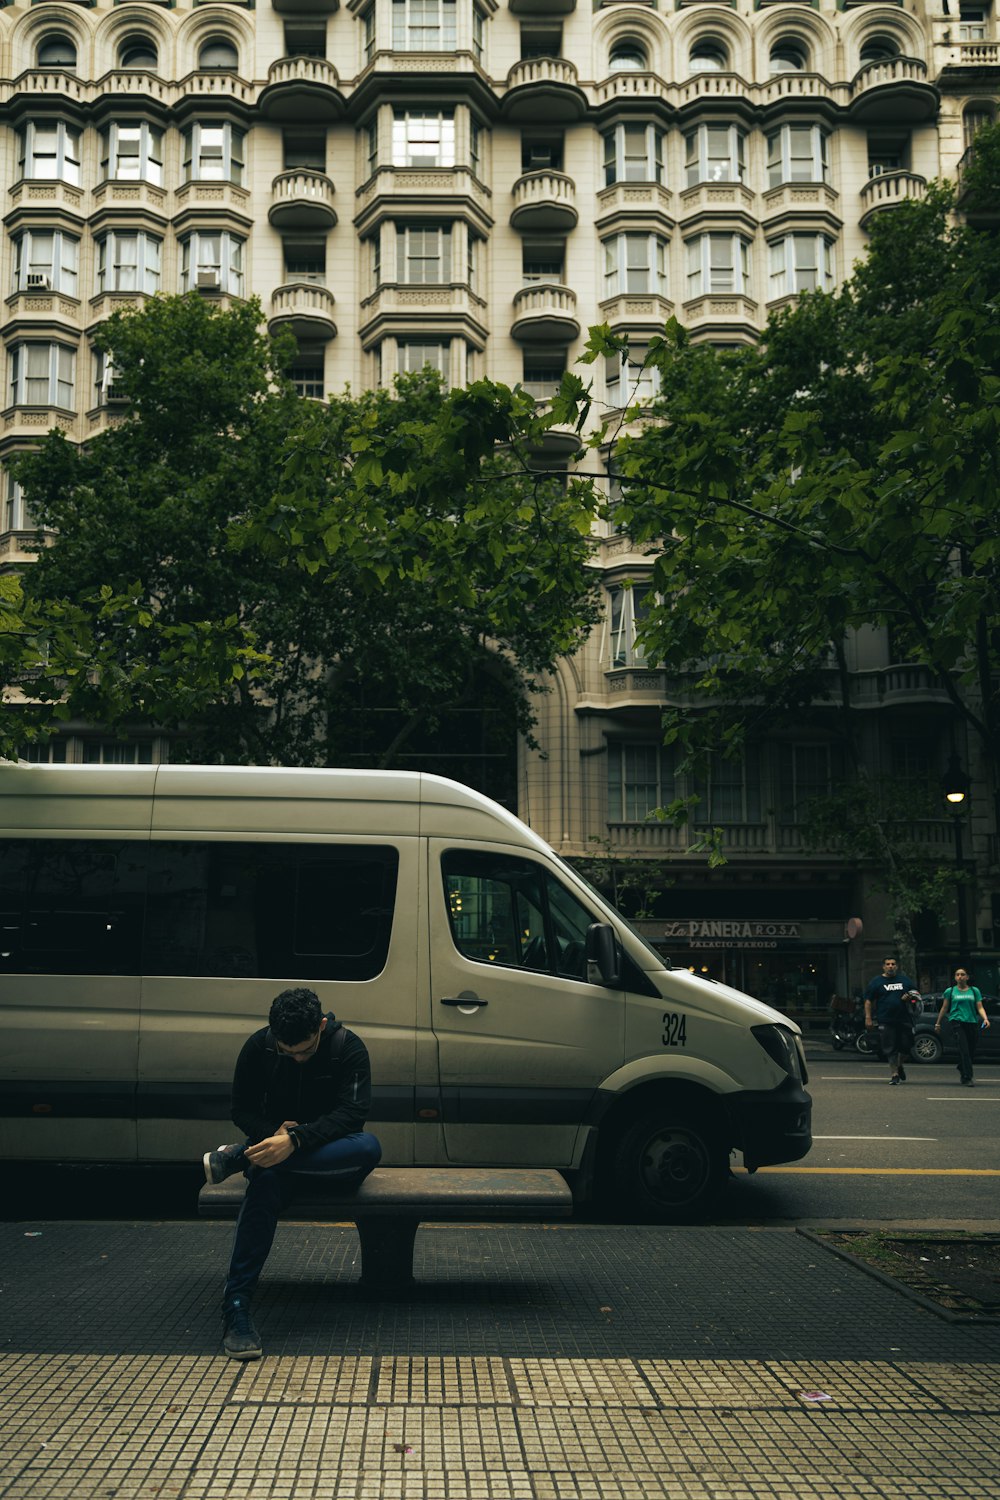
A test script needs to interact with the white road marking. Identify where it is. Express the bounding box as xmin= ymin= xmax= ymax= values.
xmin=813 ymin=1135 xmax=937 ymax=1141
